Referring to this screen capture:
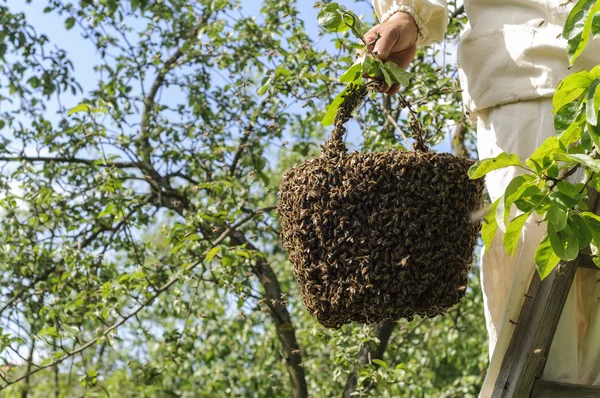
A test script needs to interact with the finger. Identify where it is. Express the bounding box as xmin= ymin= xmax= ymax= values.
xmin=363 ymin=28 xmax=380 ymax=50
xmin=386 ymin=44 xmax=417 ymax=70
xmin=373 ymin=28 xmax=399 ymax=61
xmin=387 ymin=84 xmax=401 ymax=96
